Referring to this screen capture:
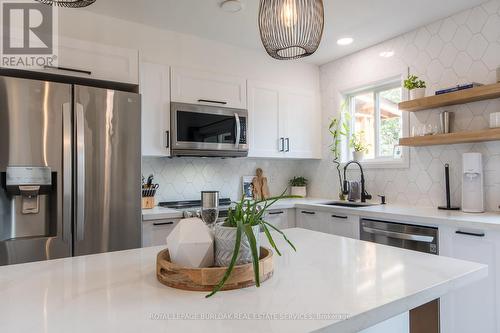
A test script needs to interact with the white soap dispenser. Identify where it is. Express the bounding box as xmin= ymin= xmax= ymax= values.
xmin=462 ymin=153 xmax=484 ymax=213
